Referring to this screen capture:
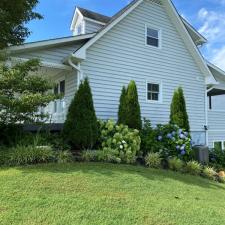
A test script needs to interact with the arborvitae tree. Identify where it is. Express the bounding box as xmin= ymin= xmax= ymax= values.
xmin=63 ymin=77 xmax=98 ymax=149
xmin=118 ymin=86 xmax=127 ymax=125
xmin=125 ymin=81 xmax=142 ymax=130
xmin=170 ymin=87 xmax=190 ymax=131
